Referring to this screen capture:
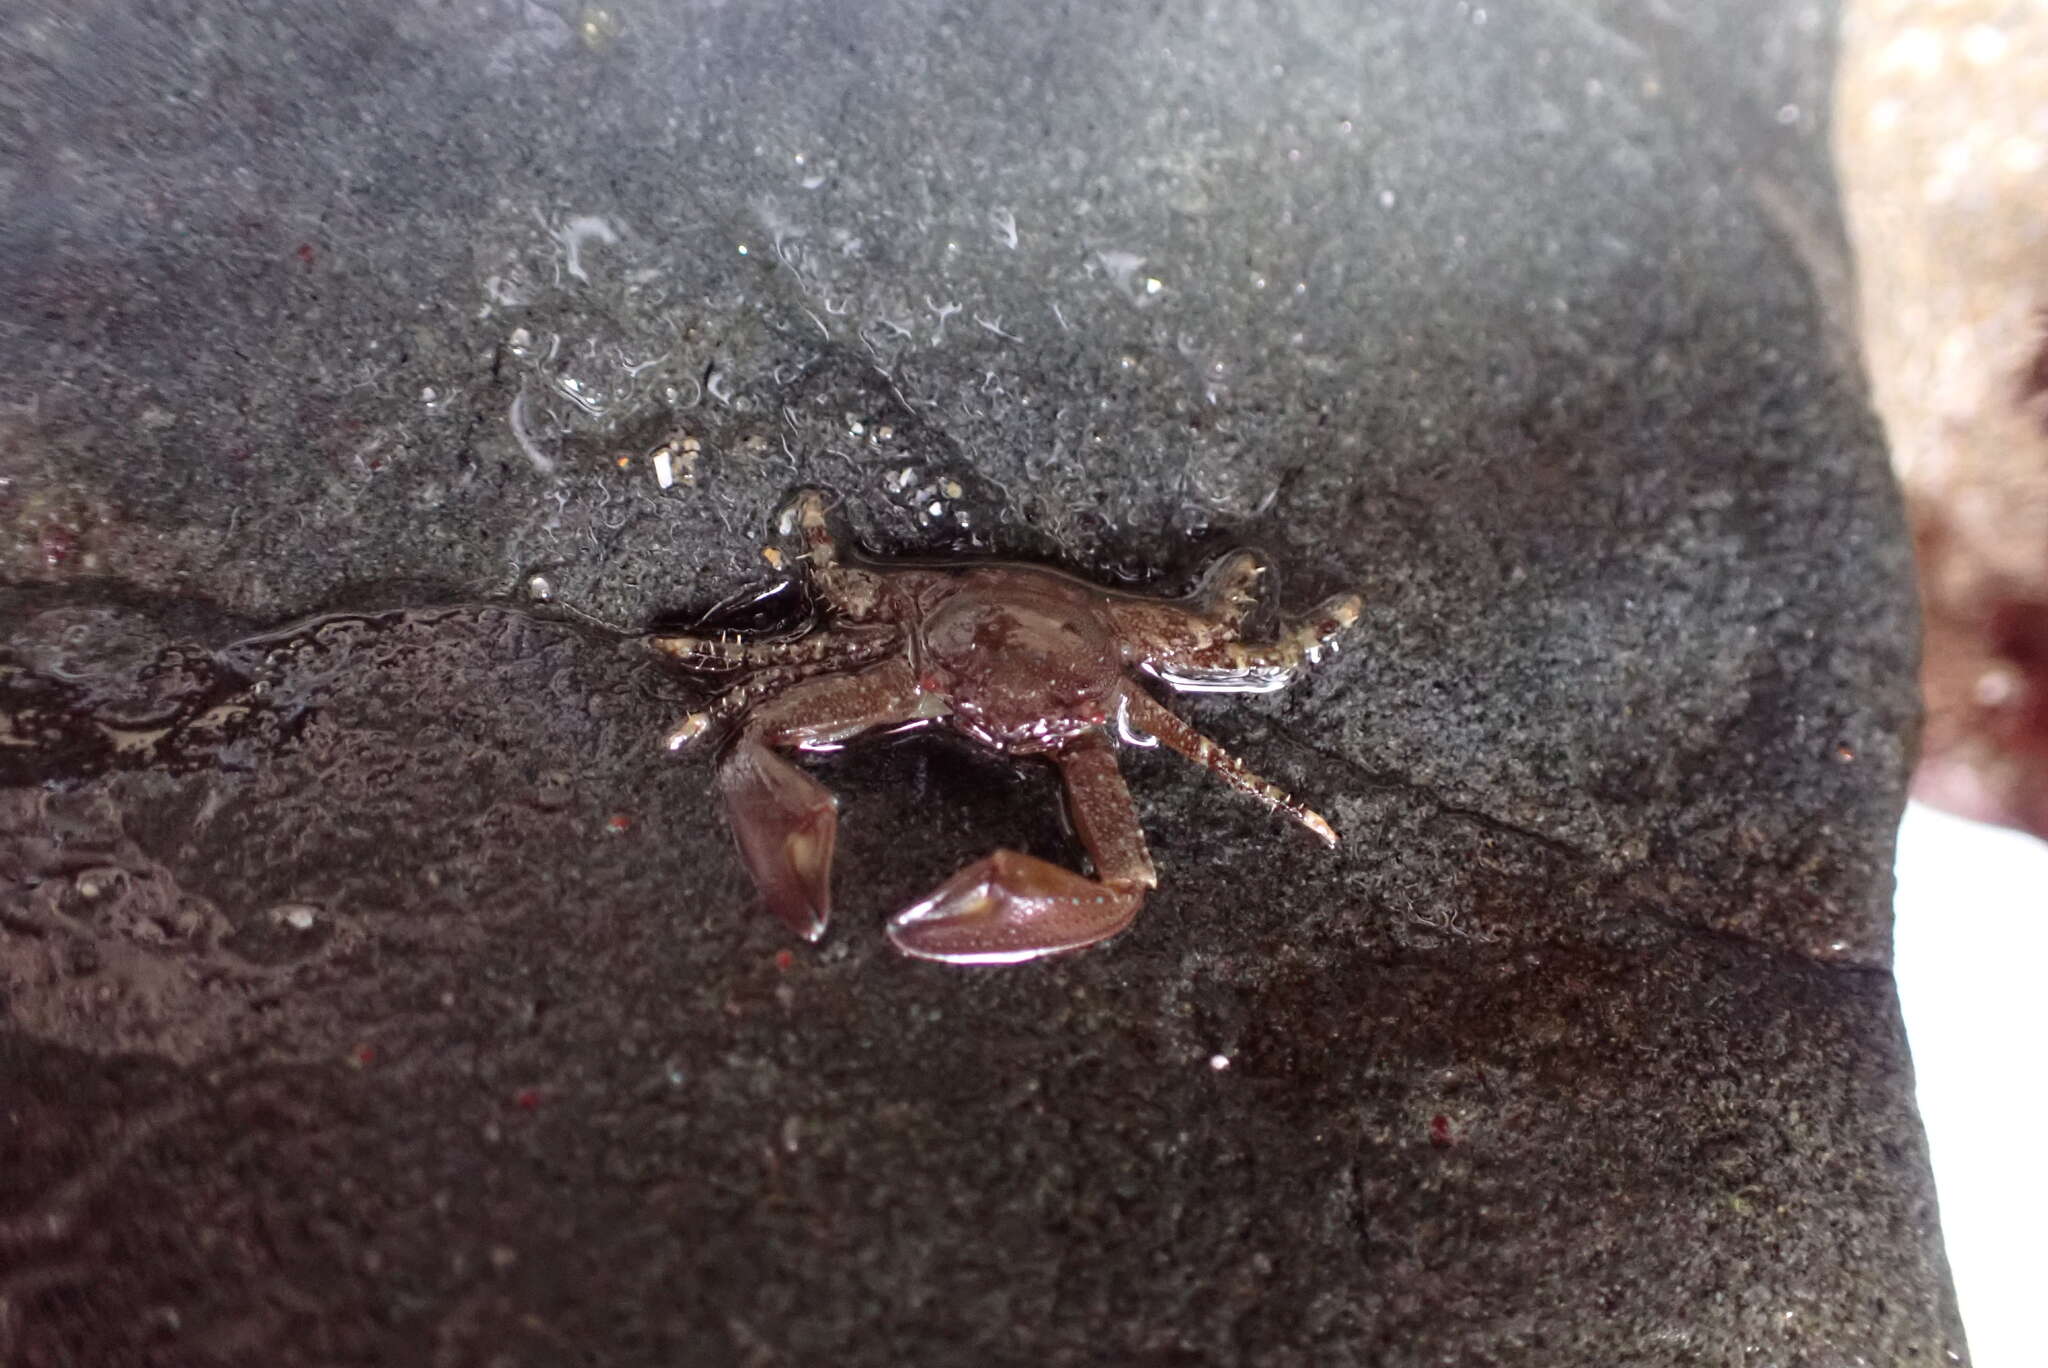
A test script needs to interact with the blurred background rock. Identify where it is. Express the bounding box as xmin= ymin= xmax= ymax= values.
xmin=1841 ymin=0 xmax=2048 ymax=837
